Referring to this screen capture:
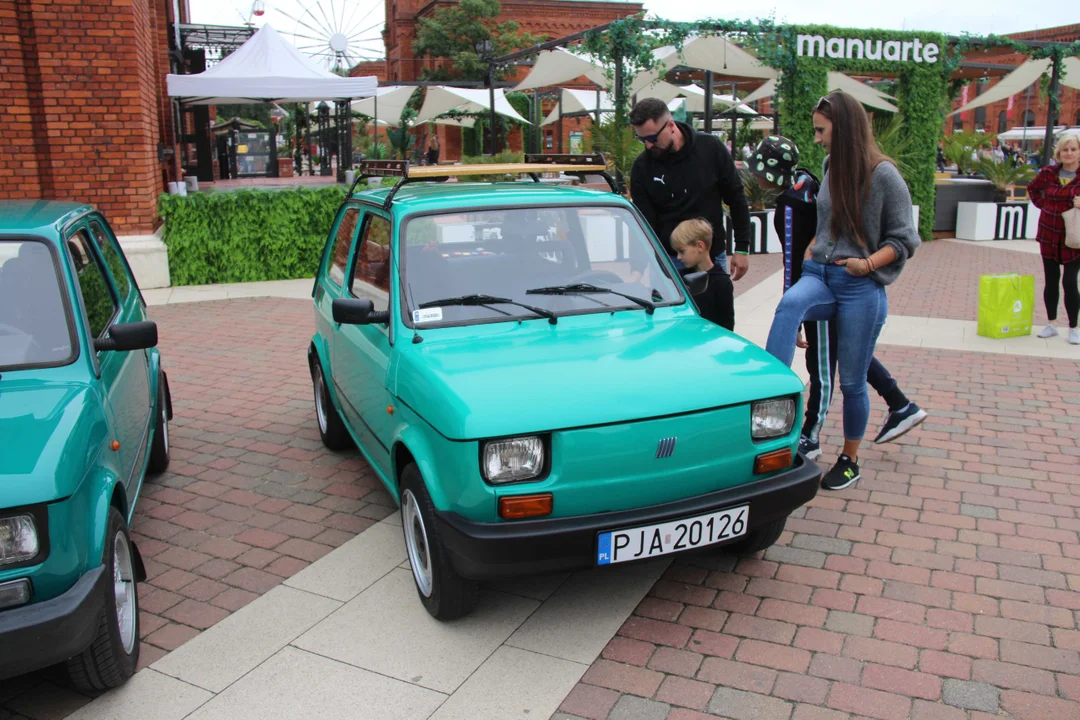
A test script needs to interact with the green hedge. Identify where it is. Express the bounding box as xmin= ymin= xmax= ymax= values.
xmin=158 ymin=186 xmax=347 ymax=286
xmin=776 ymin=25 xmax=948 ymax=241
